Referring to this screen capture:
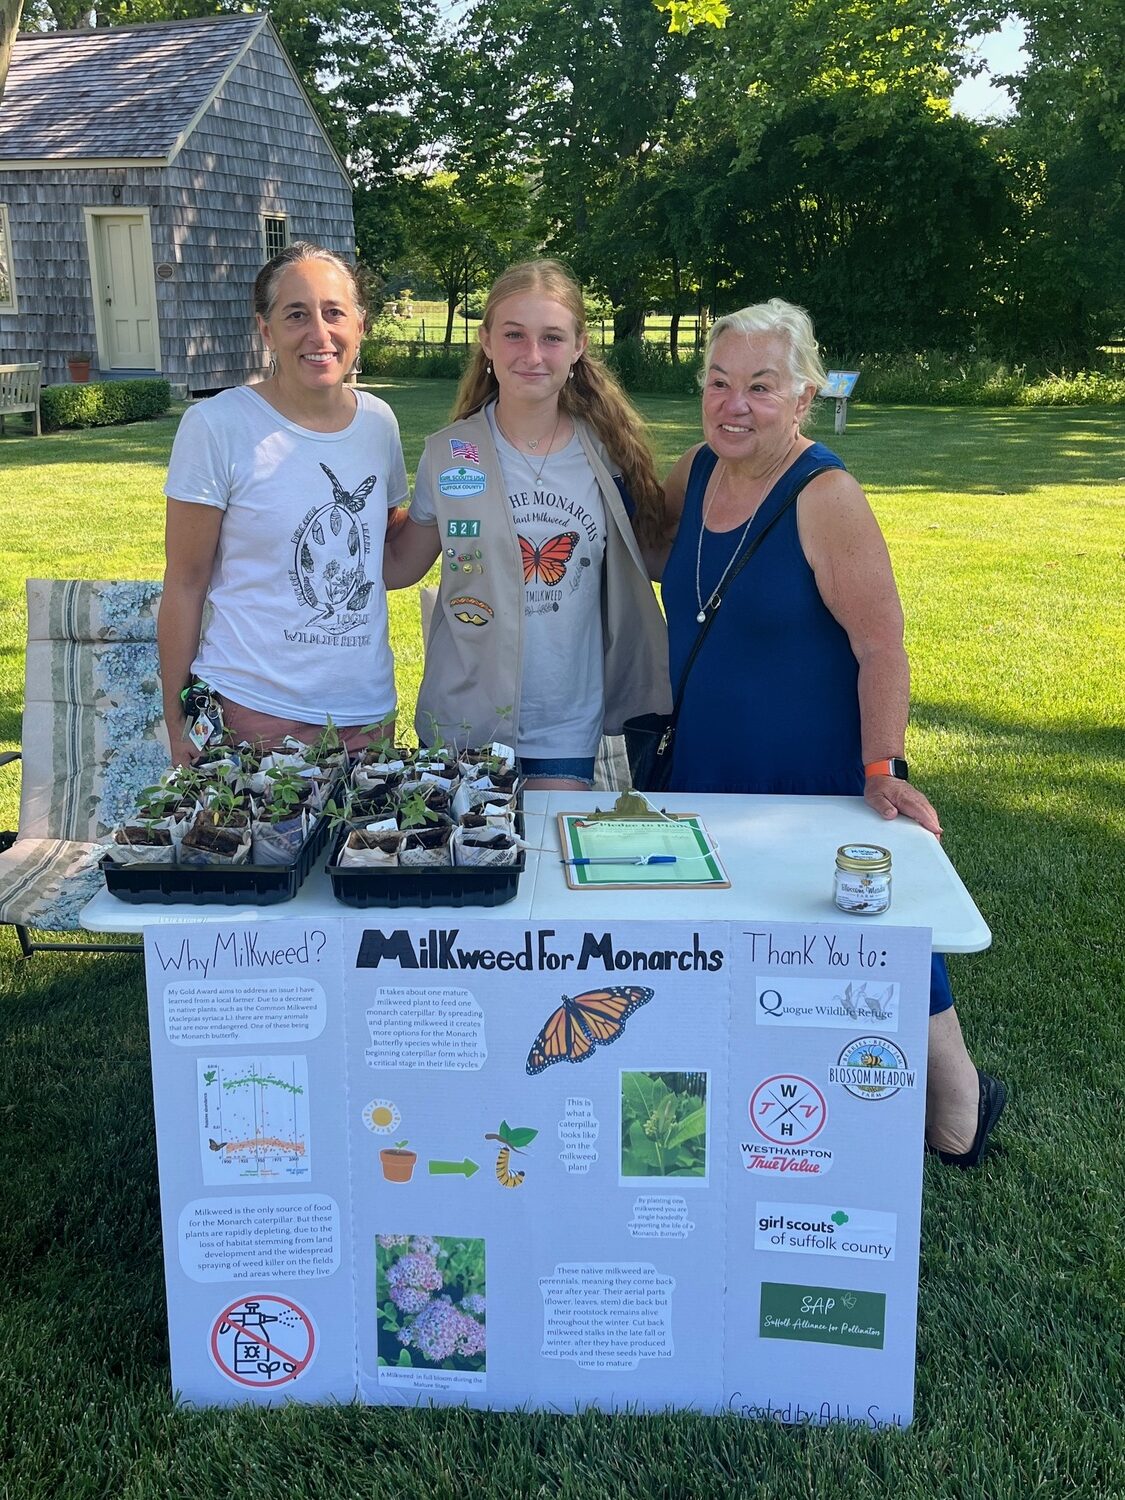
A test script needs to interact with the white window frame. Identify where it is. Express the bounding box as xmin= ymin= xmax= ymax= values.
xmin=262 ymin=214 xmax=290 ymax=262
xmin=0 ymin=205 xmax=18 ymax=313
